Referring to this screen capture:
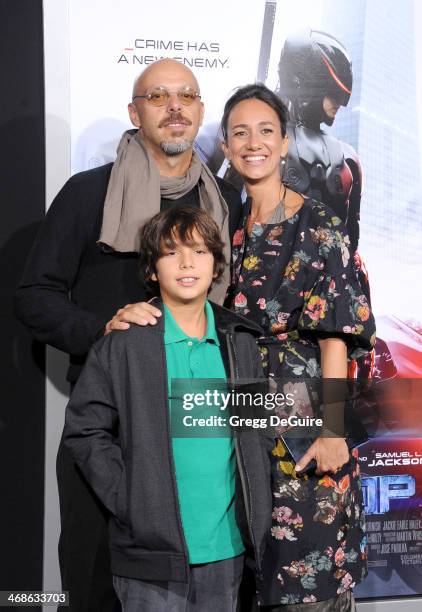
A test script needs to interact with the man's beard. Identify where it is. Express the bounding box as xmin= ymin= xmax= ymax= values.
xmin=160 ymin=139 xmax=193 ymax=156
xmin=158 ymin=112 xmax=194 ymax=156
